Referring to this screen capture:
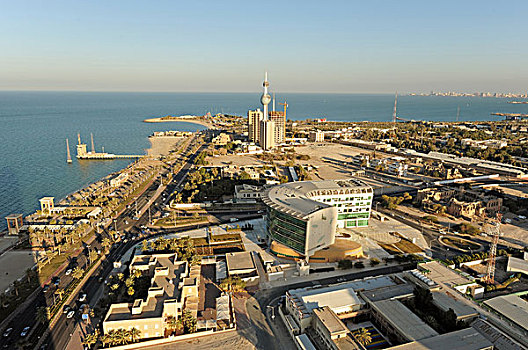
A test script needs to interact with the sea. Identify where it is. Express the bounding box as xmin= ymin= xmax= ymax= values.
xmin=1 ymin=91 xmax=527 ymax=230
